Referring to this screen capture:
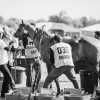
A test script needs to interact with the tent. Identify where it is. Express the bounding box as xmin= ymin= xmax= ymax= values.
xmin=81 ymin=24 xmax=100 ymax=37
xmin=81 ymin=24 xmax=100 ymax=32
xmin=36 ymin=22 xmax=81 ymax=37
